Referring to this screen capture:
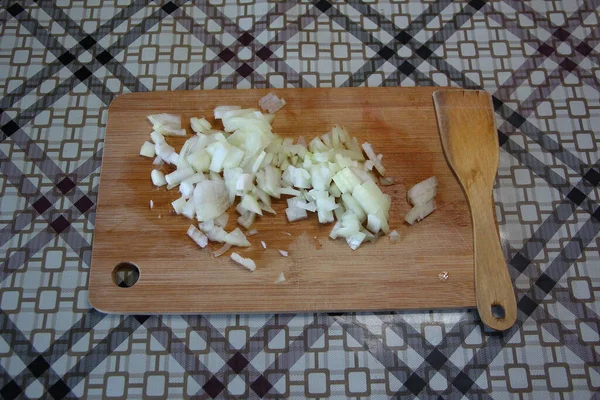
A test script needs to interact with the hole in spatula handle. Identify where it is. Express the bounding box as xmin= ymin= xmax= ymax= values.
xmin=491 ymin=304 xmax=506 ymax=319
xmin=112 ymin=262 xmax=140 ymax=288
